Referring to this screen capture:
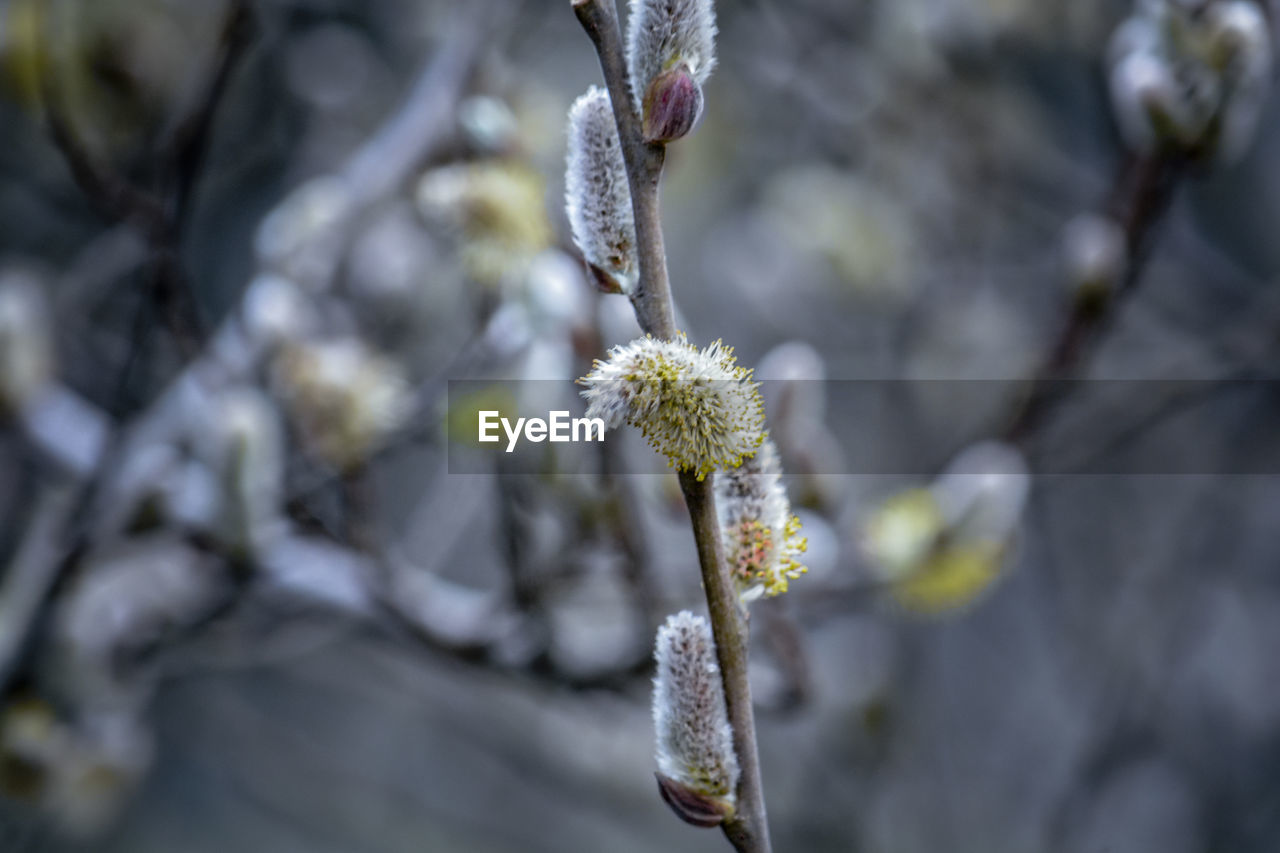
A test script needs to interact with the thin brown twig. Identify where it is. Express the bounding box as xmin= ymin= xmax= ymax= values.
xmin=40 ymin=93 xmax=168 ymax=239
xmin=678 ymin=471 xmax=773 ymax=852
xmin=110 ymin=0 xmax=257 ymax=400
xmin=1003 ymin=150 xmax=1187 ymax=445
xmin=161 ymin=0 xmax=256 ymax=229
